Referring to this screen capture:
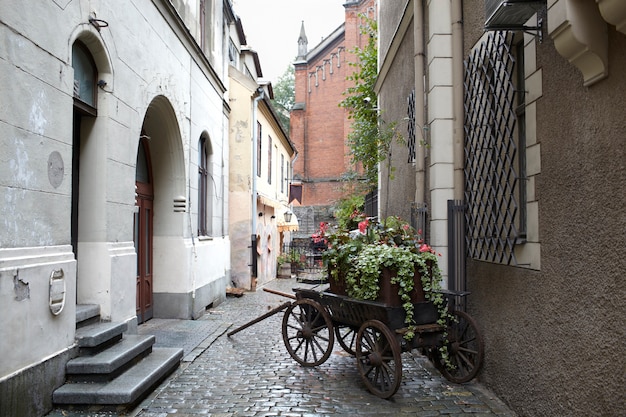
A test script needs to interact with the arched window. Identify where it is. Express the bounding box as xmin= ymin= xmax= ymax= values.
xmin=72 ymin=41 xmax=97 ymax=115
xmin=198 ymin=136 xmax=213 ymax=236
